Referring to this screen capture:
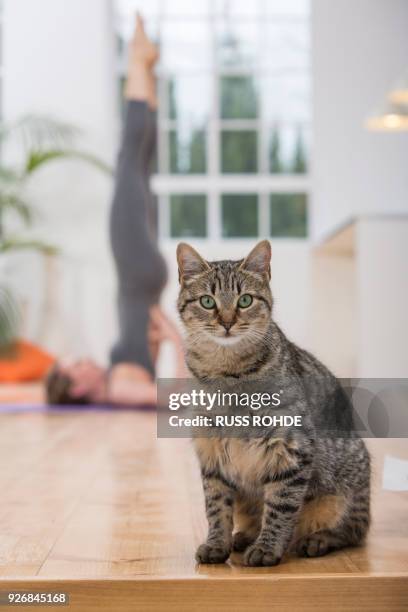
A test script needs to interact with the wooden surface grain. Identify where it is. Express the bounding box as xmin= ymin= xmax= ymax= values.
xmin=0 ymin=408 xmax=406 ymax=610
